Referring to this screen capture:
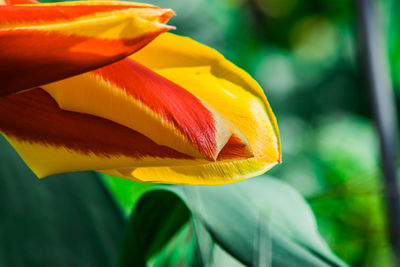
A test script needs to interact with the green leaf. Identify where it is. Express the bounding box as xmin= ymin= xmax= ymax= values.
xmin=119 ymin=176 xmax=348 ymax=267
xmin=0 ymin=135 xmax=125 ymax=267
xmin=100 ymin=174 xmax=154 ymax=217
xmin=147 ymin=223 xmax=199 ymax=267
xmin=148 ymin=222 xmax=245 ymax=267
